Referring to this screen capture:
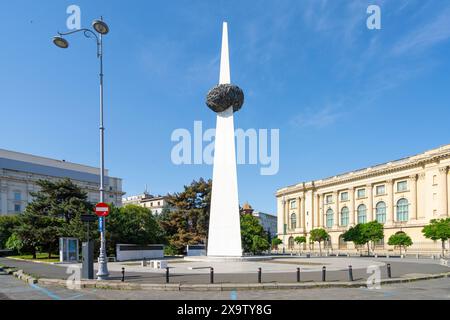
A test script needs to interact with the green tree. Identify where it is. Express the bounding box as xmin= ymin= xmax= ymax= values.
xmin=342 ymin=221 xmax=384 ymax=255
xmin=240 ymin=214 xmax=269 ymax=254
xmin=271 ymin=238 xmax=282 ymax=250
xmin=14 ymin=179 xmax=94 ymax=259
xmin=422 ymin=218 xmax=450 ymax=257
xmin=159 ymin=178 xmax=212 ymax=254
xmin=250 ymin=235 xmax=270 ymax=255
xmin=0 ymin=215 xmax=20 ymax=249
xmin=294 ymin=236 xmax=307 ymax=254
xmin=388 ymin=232 xmax=413 ymax=255
xmin=106 ymin=204 xmax=164 ymax=255
xmin=309 ymin=228 xmax=329 ymax=256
